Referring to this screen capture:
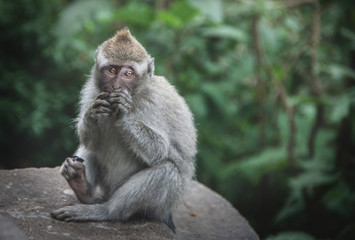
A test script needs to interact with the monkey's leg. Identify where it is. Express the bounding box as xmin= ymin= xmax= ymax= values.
xmin=51 ymin=162 xmax=180 ymax=232
xmin=108 ymin=162 xmax=179 ymax=231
